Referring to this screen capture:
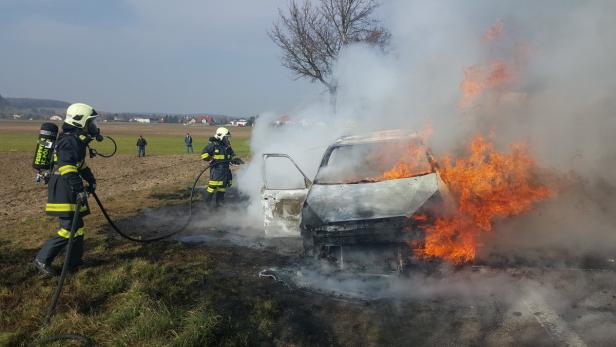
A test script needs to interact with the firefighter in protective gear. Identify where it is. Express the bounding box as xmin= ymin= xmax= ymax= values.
xmin=200 ymin=127 xmax=243 ymax=207
xmin=34 ymin=103 xmax=100 ymax=276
